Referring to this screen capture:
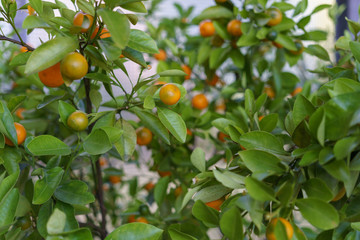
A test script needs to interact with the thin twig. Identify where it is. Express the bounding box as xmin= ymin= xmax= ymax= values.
xmin=0 ymin=35 xmax=35 ymax=50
